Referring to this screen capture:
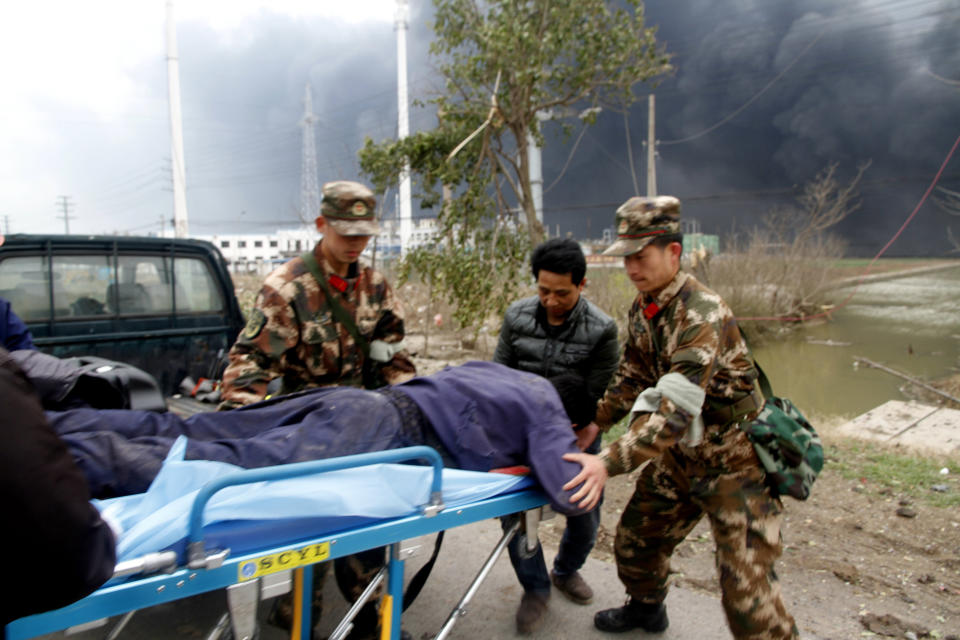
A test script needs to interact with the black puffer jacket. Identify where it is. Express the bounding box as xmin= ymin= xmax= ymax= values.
xmin=493 ymin=295 xmax=619 ymax=402
xmin=0 ymin=348 xmax=116 ymax=625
